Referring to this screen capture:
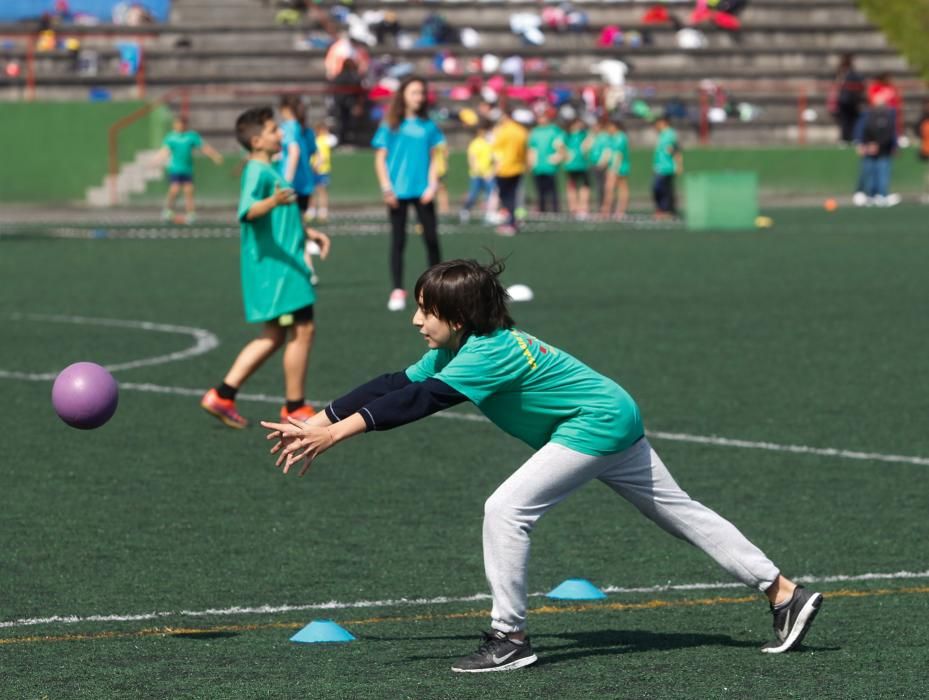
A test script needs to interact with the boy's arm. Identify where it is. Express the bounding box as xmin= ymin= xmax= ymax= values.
xmin=304 ymin=225 xmax=331 ymax=260
xmin=155 ymin=146 xmax=170 ymax=165
xmin=245 ymin=183 xmax=295 ymax=220
xmin=261 ymin=374 xmax=468 ymax=476
xmin=200 ymin=142 xmax=224 ymax=165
